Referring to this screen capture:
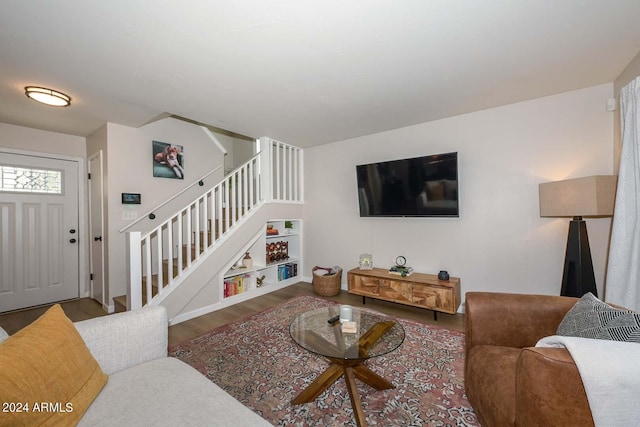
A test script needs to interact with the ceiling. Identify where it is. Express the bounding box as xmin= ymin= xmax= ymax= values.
xmin=1 ymin=1 xmax=640 ymax=149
